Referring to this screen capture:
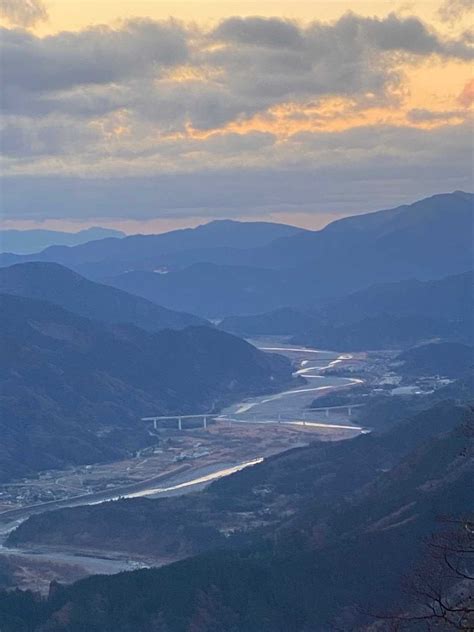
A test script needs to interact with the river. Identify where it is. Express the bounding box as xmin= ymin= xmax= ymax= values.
xmin=0 ymin=340 xmax=365 ymax=584
xmin=218 ymin=340 xmax=363 ymax=426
